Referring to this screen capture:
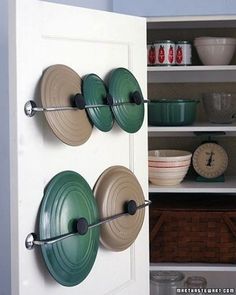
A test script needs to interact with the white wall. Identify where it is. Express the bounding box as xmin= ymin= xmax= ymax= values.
xmin=113 ymin=0 xmax=236 ymax=16
xmin=0 ymin=0 xmax=11 ymax=294
xmin=43 ymin=0 xmax=112 ymax=11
